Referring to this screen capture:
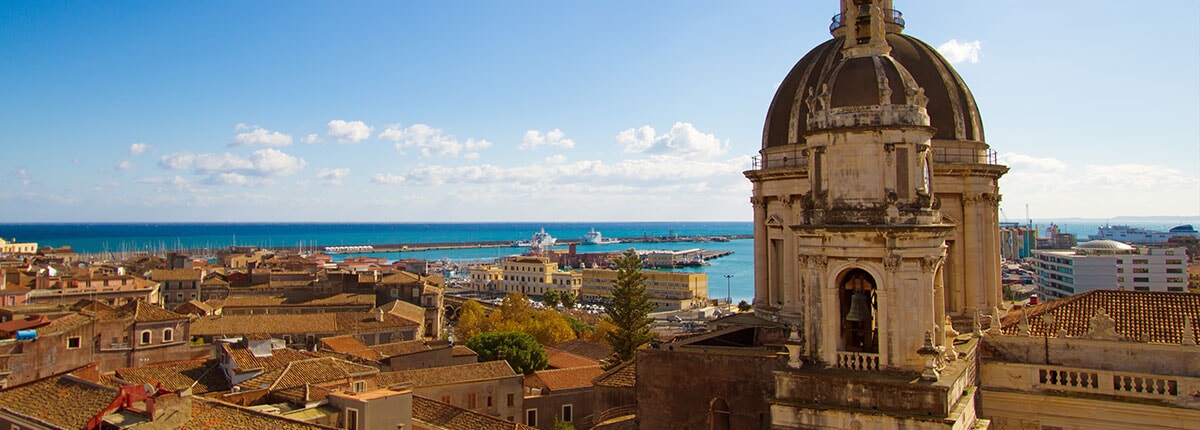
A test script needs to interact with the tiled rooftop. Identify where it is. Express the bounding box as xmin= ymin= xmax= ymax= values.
xmin=0 ymin=370 xmax=117 ymax=429
xmin=85 ymin=299 xmax=188 ymax=323
xmin=593 ymin=359 xmax=636 ymax=388
xmin=150 ymin=268 xmax=204 ymax=281
xmin=38 ymin=313 xmax=97 ymax=337
xmin=114 ymin=358 xmax=230 ymax=395
xmin=528 ymin=365 xmax=604 ymax=392
xmin=223 ymin=342 xmax=323 ymax=373
xmin=184 ymin=396 xmax=330 ymax=429
xmin=377 ymin=360 xmax=517 ymax=388
xmin=221 ymin=293 xmax=375 ymax=308
xmin=368 ymin=339 xmax=432 ymax=358
xmin=545 ymin=347 xmax=601 ymax=369
xmin=452 ymin=345 xmax=477 ymax=357
xmin=237 ymin=357 xmax=379 ymax=391
xmin=551 ymin=338 xmax=613 ymax=361
xmin=274 ymin=383 xmax=334 ymax=404
xmin=1000 ymin=290 xmax=1200 ymax=344
xmin=318 ymin=335 xmax=383 ymax=361
xmin=412 ymin=395 xmax=535 ymax=430
xmin=192 ymin=310 xmax=418 ymax=337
